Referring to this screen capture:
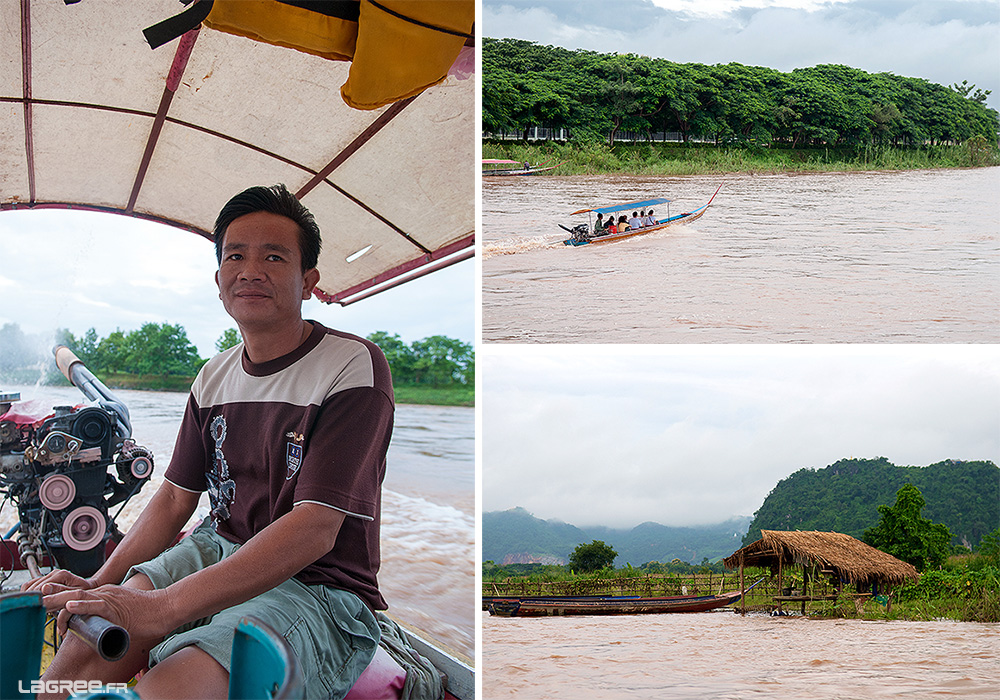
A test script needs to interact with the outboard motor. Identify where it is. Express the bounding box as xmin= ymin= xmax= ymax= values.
xmin=0 ymin=347 xmax=153 ymax=577
xmin=568 ymin=223 xmax=591 ymax=245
